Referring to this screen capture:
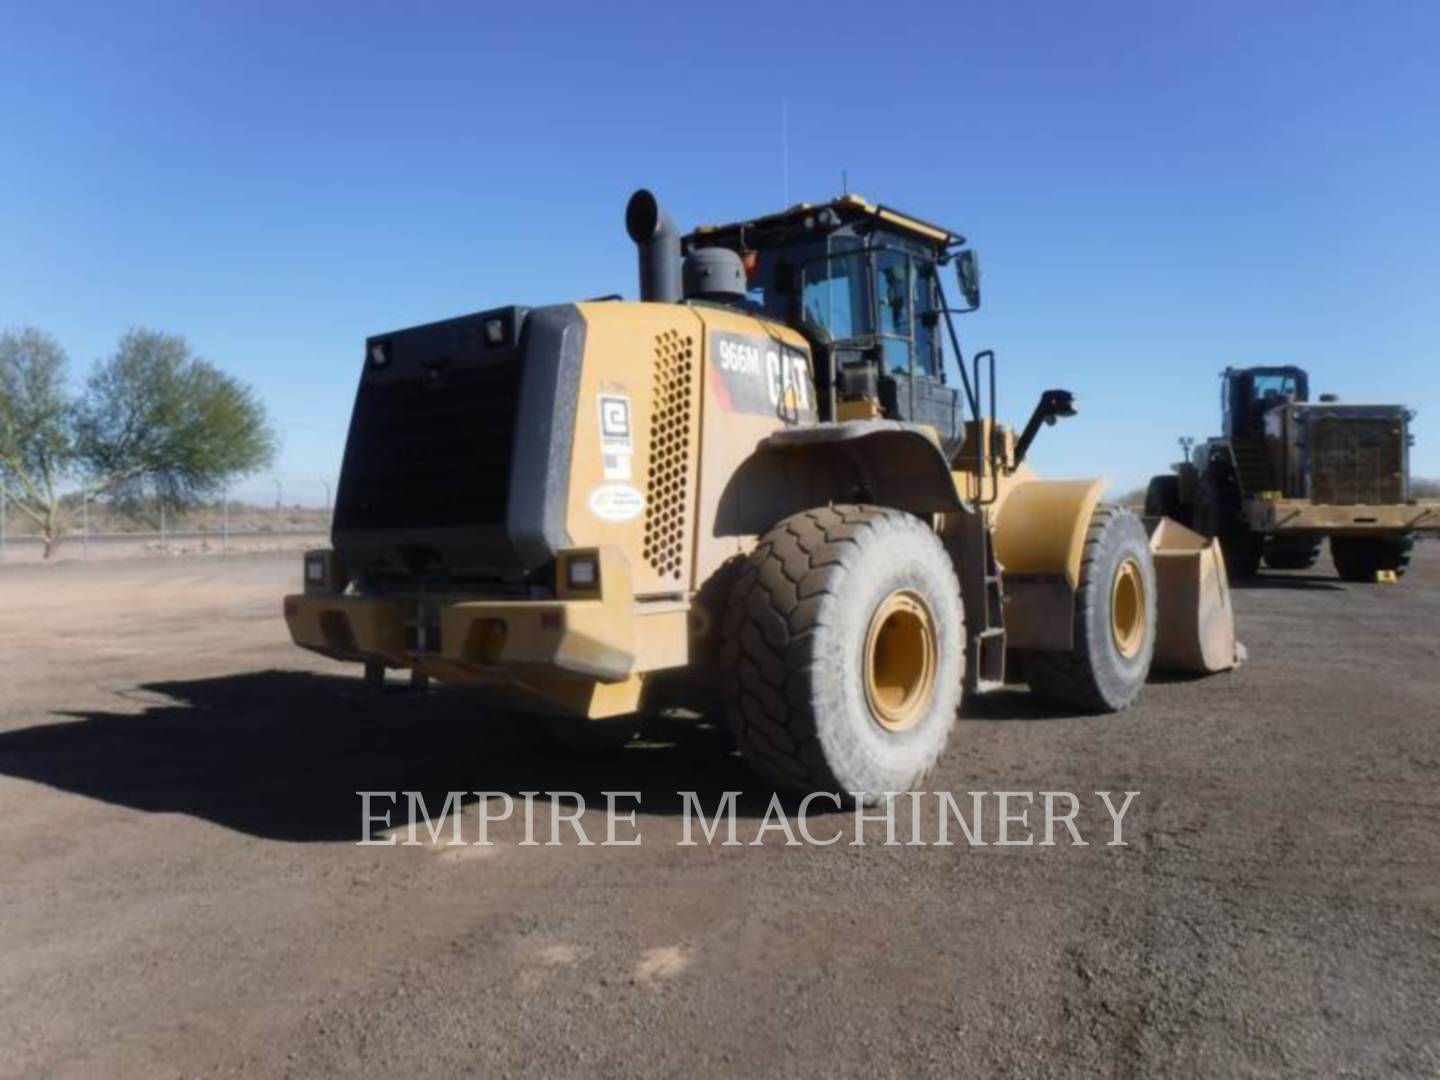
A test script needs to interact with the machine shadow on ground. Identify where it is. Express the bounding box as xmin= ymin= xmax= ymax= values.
xmin=958 ymin=688 xmax=1066 ymax=721
xmin=0 ymin=671 xmax=776 ymax=843
xmin=1231 ymin=572 xmax=1345 ymax=592
xmin=0 ymin=669 xmax=1090 ymax=842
